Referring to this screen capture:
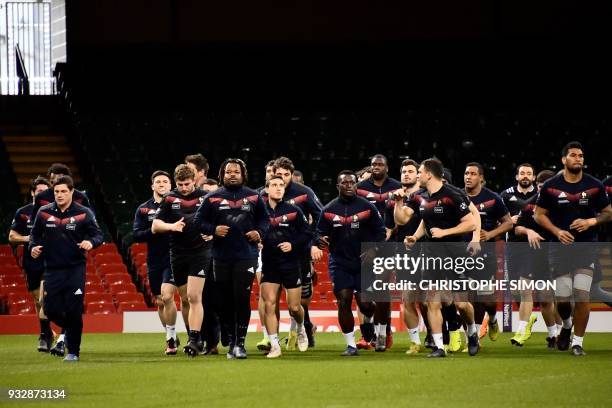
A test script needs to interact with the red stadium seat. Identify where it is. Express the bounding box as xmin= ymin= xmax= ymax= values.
xmin=9 ymin=300 xmax=36 ymax=315
xmin=0 ymin=275 xmax=26 ymax=287
xmin=85 ymin=282 xmax=105 ymax=294
xmin=86 ymin=264 xmax=97 ymax=275
xmin=0 ymin=265 xmax=22 ymax=277
xmin=132 ymin=252 xmax=147 ymax=268
xmin=114 ymin=292 xmax=144 ymax=304
xmin=97 ymin=263 xmax=129 ymax=277
xmin=86 ymin=301 xmax=116 ymax=314
xmin=130 ymin=243 xmax=147 ymax=257
xmin=91 ymin=243 xmax=119 ymax=255
xmin=117 ymin=301 xmax=149 ymax=312
xmin=109 ymin=282 xmax=137 ymax=295
xmin=0 ymin=255 xmax=17 ymax=267
xmin=104 ymin=273 xmax=132 ymax=287
xmin=86 ymin=274 xmax=102 ymax=285
xmin=94 ymin=252 xmax=123 ymax=266
xmin=0 ymin=245 xmax=13 ymax=257
xmin=85 ymin=293 xmax=113 ymax=304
